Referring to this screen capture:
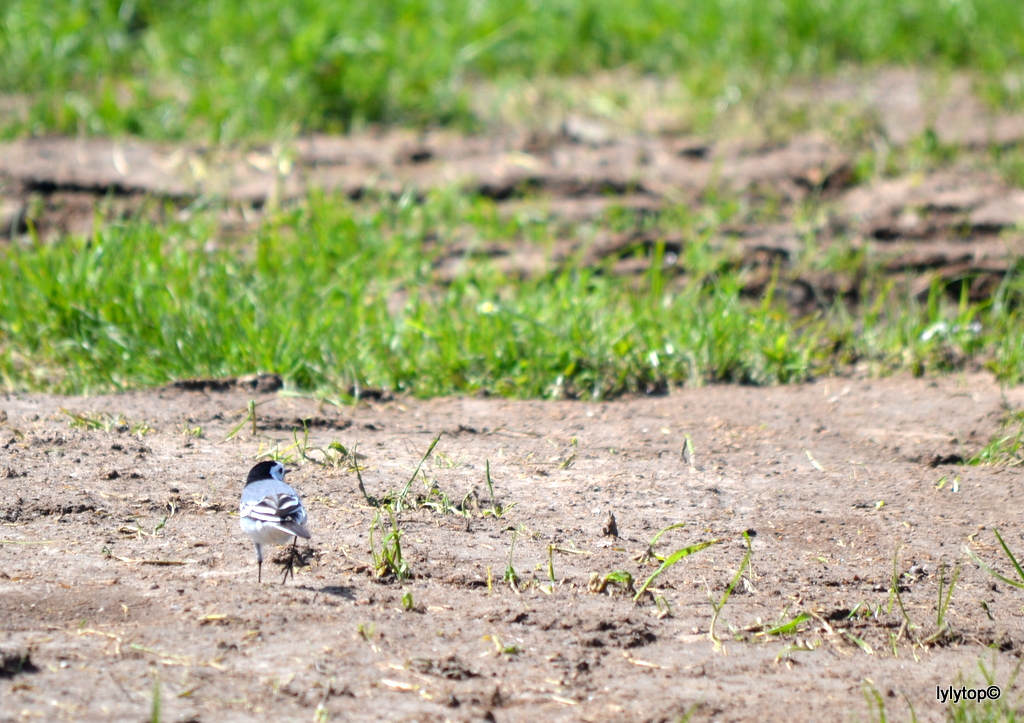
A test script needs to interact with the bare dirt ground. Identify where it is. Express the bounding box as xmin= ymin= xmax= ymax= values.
xmin=3 ymin=373 xmax=1024 ymax=722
